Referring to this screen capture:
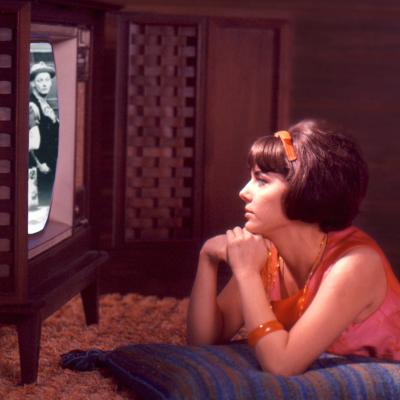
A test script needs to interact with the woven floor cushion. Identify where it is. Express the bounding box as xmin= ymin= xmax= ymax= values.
xmin=61 ymin=341 xmax=400 ymax=400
